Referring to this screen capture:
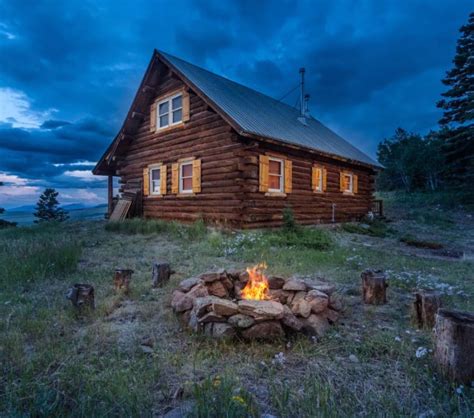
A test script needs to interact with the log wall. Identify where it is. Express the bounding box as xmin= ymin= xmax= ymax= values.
xmin=115 ymin=72 xmax=377 ymax=228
